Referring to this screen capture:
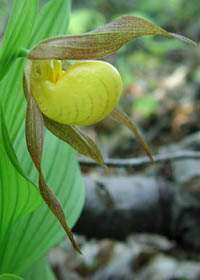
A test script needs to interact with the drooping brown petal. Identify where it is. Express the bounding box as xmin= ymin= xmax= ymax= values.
xmin=29 ymin=16 xmax=197 ymax=60
xmin=110 ymin=107 xmax=154 ymax=163
xmin=26 ymin=92 xmax=44 ymax=171
xmin=25 ymin=64 xmax=81 ymax=254
xmin=39 ymin=173 xmax=82 ymax=254
xmin=23 ymin=59 xmax=32 ymax=100
xmin=44 ymin=116 xmax=106 ymax=168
